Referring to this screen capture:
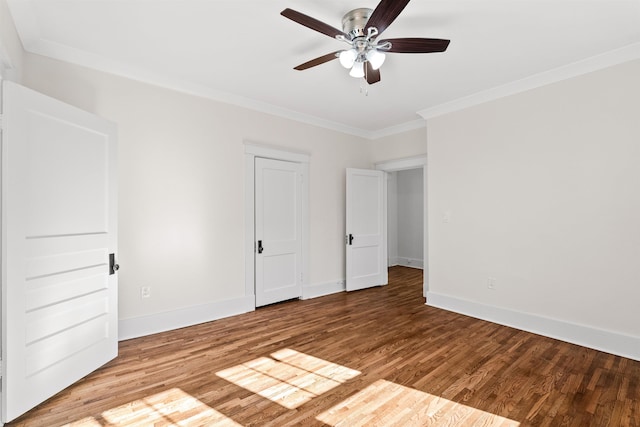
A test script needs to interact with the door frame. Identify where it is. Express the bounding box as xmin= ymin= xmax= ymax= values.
xmin=244 ymin=142 xmax=309 ymax=307
xmin=375 ymin=156 xmax=427 ymax=297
